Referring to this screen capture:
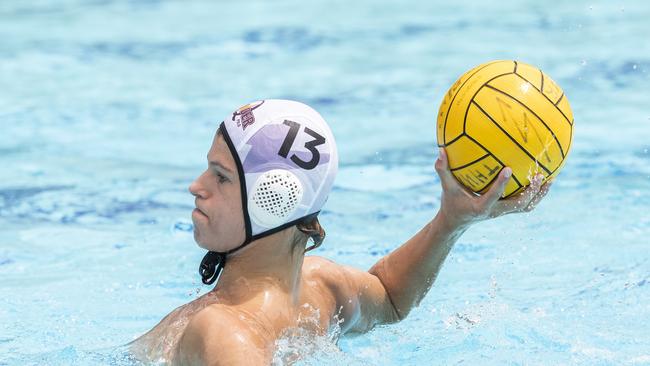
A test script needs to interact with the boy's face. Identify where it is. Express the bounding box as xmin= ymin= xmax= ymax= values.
xmin=189 ymin=131 xmax=245 ymax=252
